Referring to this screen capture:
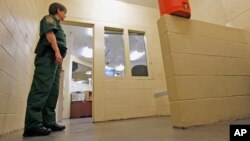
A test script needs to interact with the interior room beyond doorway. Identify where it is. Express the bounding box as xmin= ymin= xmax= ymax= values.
xmin=62 ymin=23 xmax=94 ymax=121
